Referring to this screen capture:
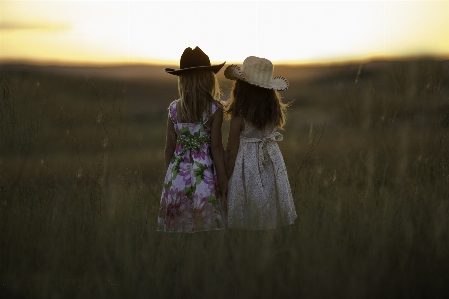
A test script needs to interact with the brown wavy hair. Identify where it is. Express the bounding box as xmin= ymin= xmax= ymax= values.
xmin=178 ymin=69 xmax=221 ymax=123
xmin=225 ymin=80 xmax=290 ymax=129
